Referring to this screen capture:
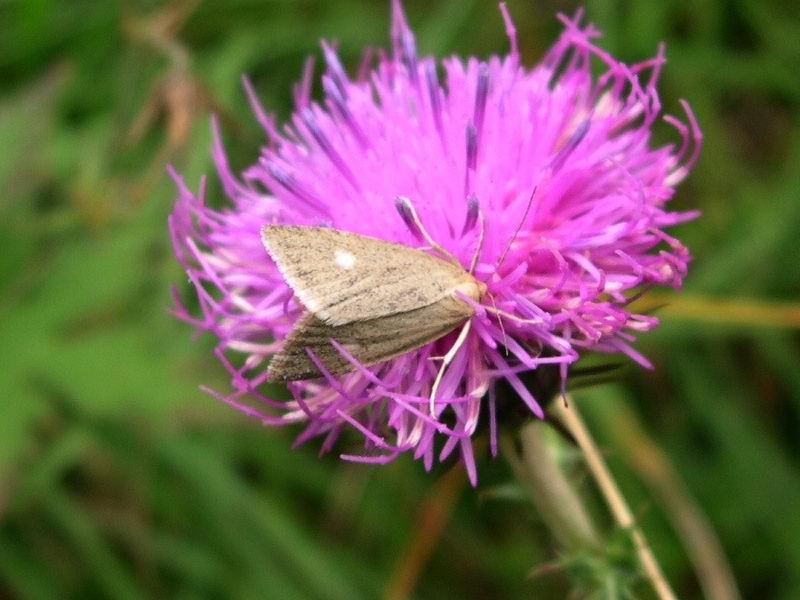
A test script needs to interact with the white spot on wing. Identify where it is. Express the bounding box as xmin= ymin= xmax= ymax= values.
xmin=334 ymin=248 xmax=356 ymax=270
